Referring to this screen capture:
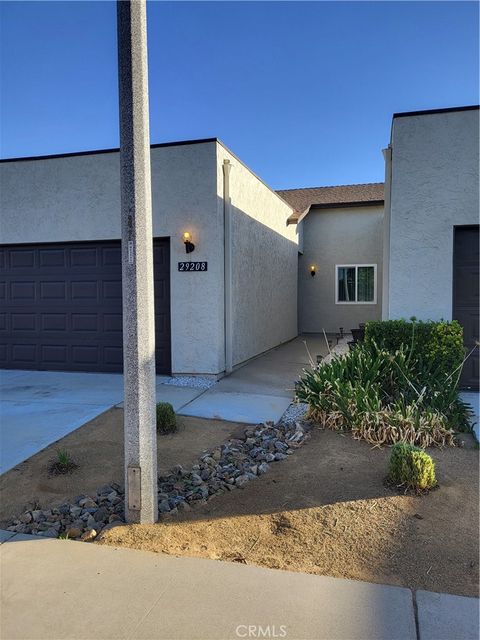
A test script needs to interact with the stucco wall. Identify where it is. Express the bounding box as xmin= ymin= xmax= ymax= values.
xmin=298 ymin=206 xmax=384 ymax=333
xmin=387 ymin=108 xmax=479 ymax=320
xmin=0 ymin=142 xmax=225 ymax=375
xmin=216 ymin=144 xmax=298 ymax=366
